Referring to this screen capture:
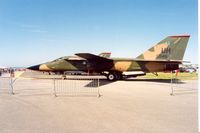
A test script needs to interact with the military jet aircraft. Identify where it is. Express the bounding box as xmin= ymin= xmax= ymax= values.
xmin=28 ymin=35 xmax=190 ymax=81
